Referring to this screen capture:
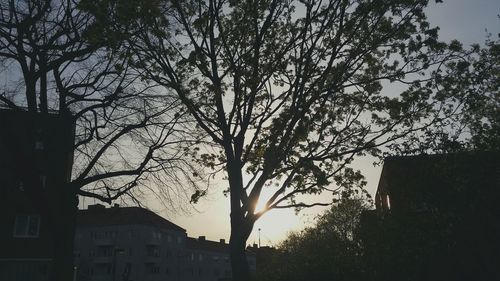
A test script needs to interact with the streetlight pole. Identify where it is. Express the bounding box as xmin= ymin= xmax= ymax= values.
xmin=258 ymin=228 xmax=261 ymax=248
xmin=72 ymin=266 xmax=77 ymax=281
